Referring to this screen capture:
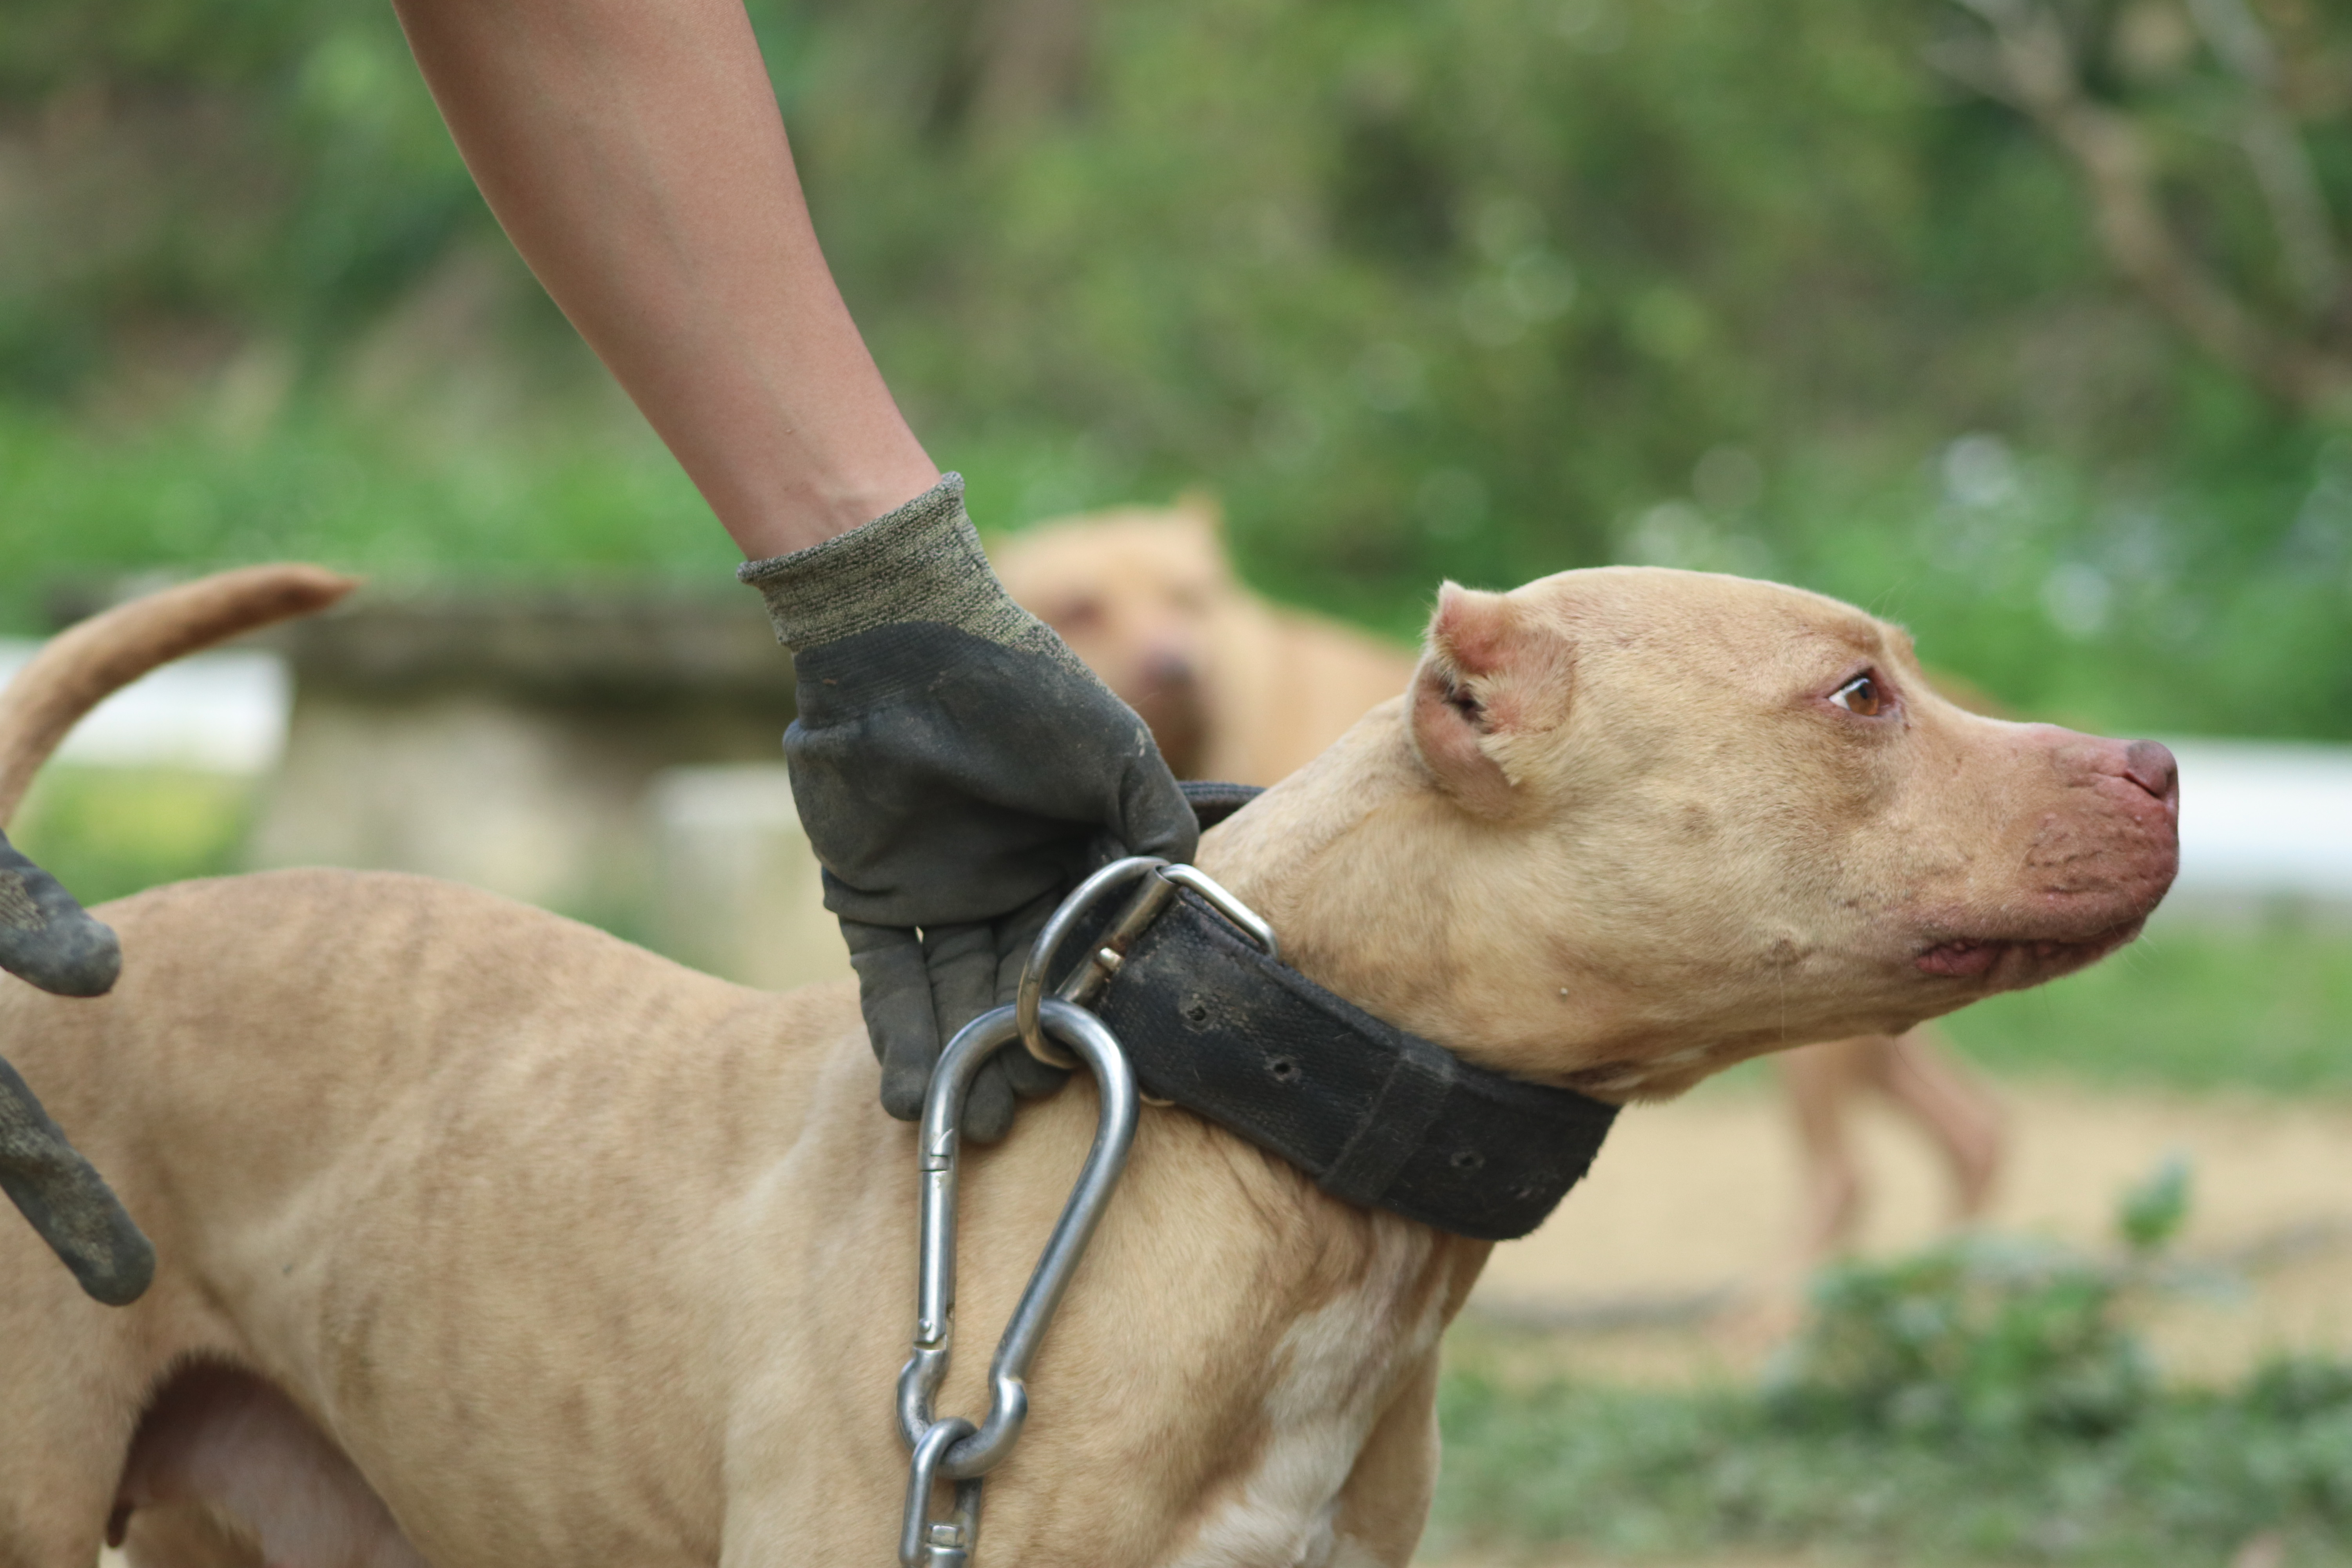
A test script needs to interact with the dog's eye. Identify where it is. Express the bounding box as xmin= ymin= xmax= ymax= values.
xmin=1831 ymin=674 xmax=1885 ymax=717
